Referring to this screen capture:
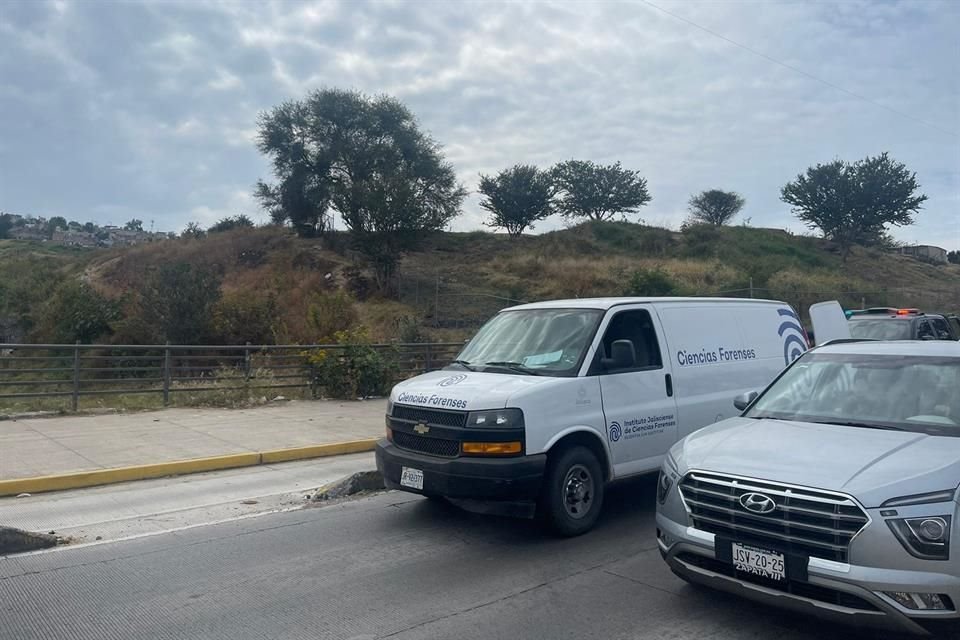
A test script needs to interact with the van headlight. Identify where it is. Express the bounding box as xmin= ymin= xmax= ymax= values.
xmin=466 ymin=408 xmax=524 ymax=428
xmin=888 ymin=516 xmax=952 ymax=561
